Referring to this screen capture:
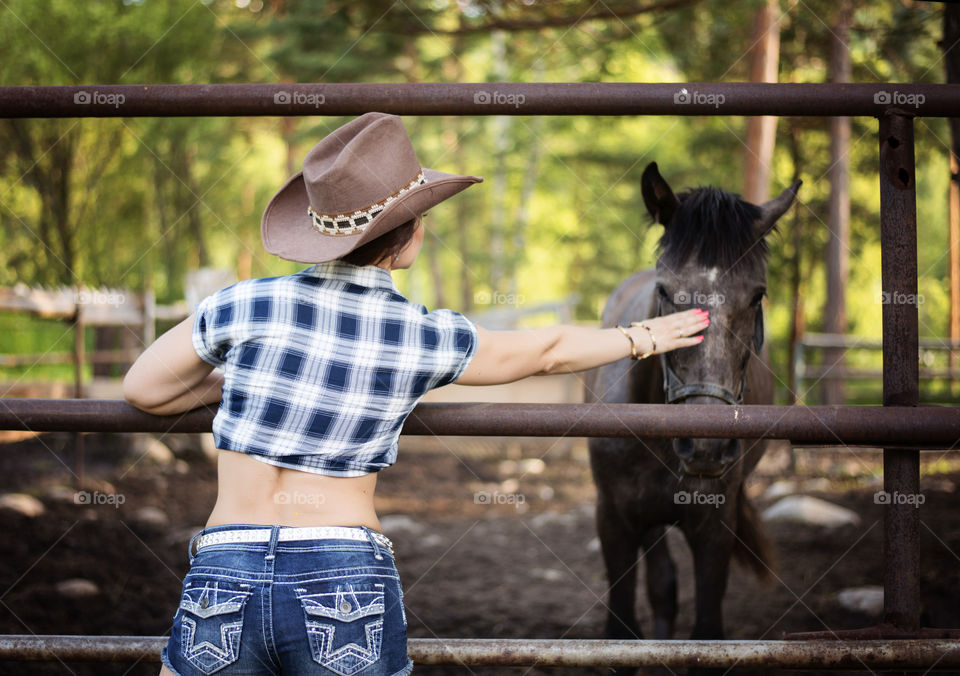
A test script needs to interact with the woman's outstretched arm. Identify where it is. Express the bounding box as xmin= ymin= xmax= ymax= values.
xmin=122 ymin=314 xmax=224 ymax=416
xmin=456 ymin=308 xmax=708 ymax=386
